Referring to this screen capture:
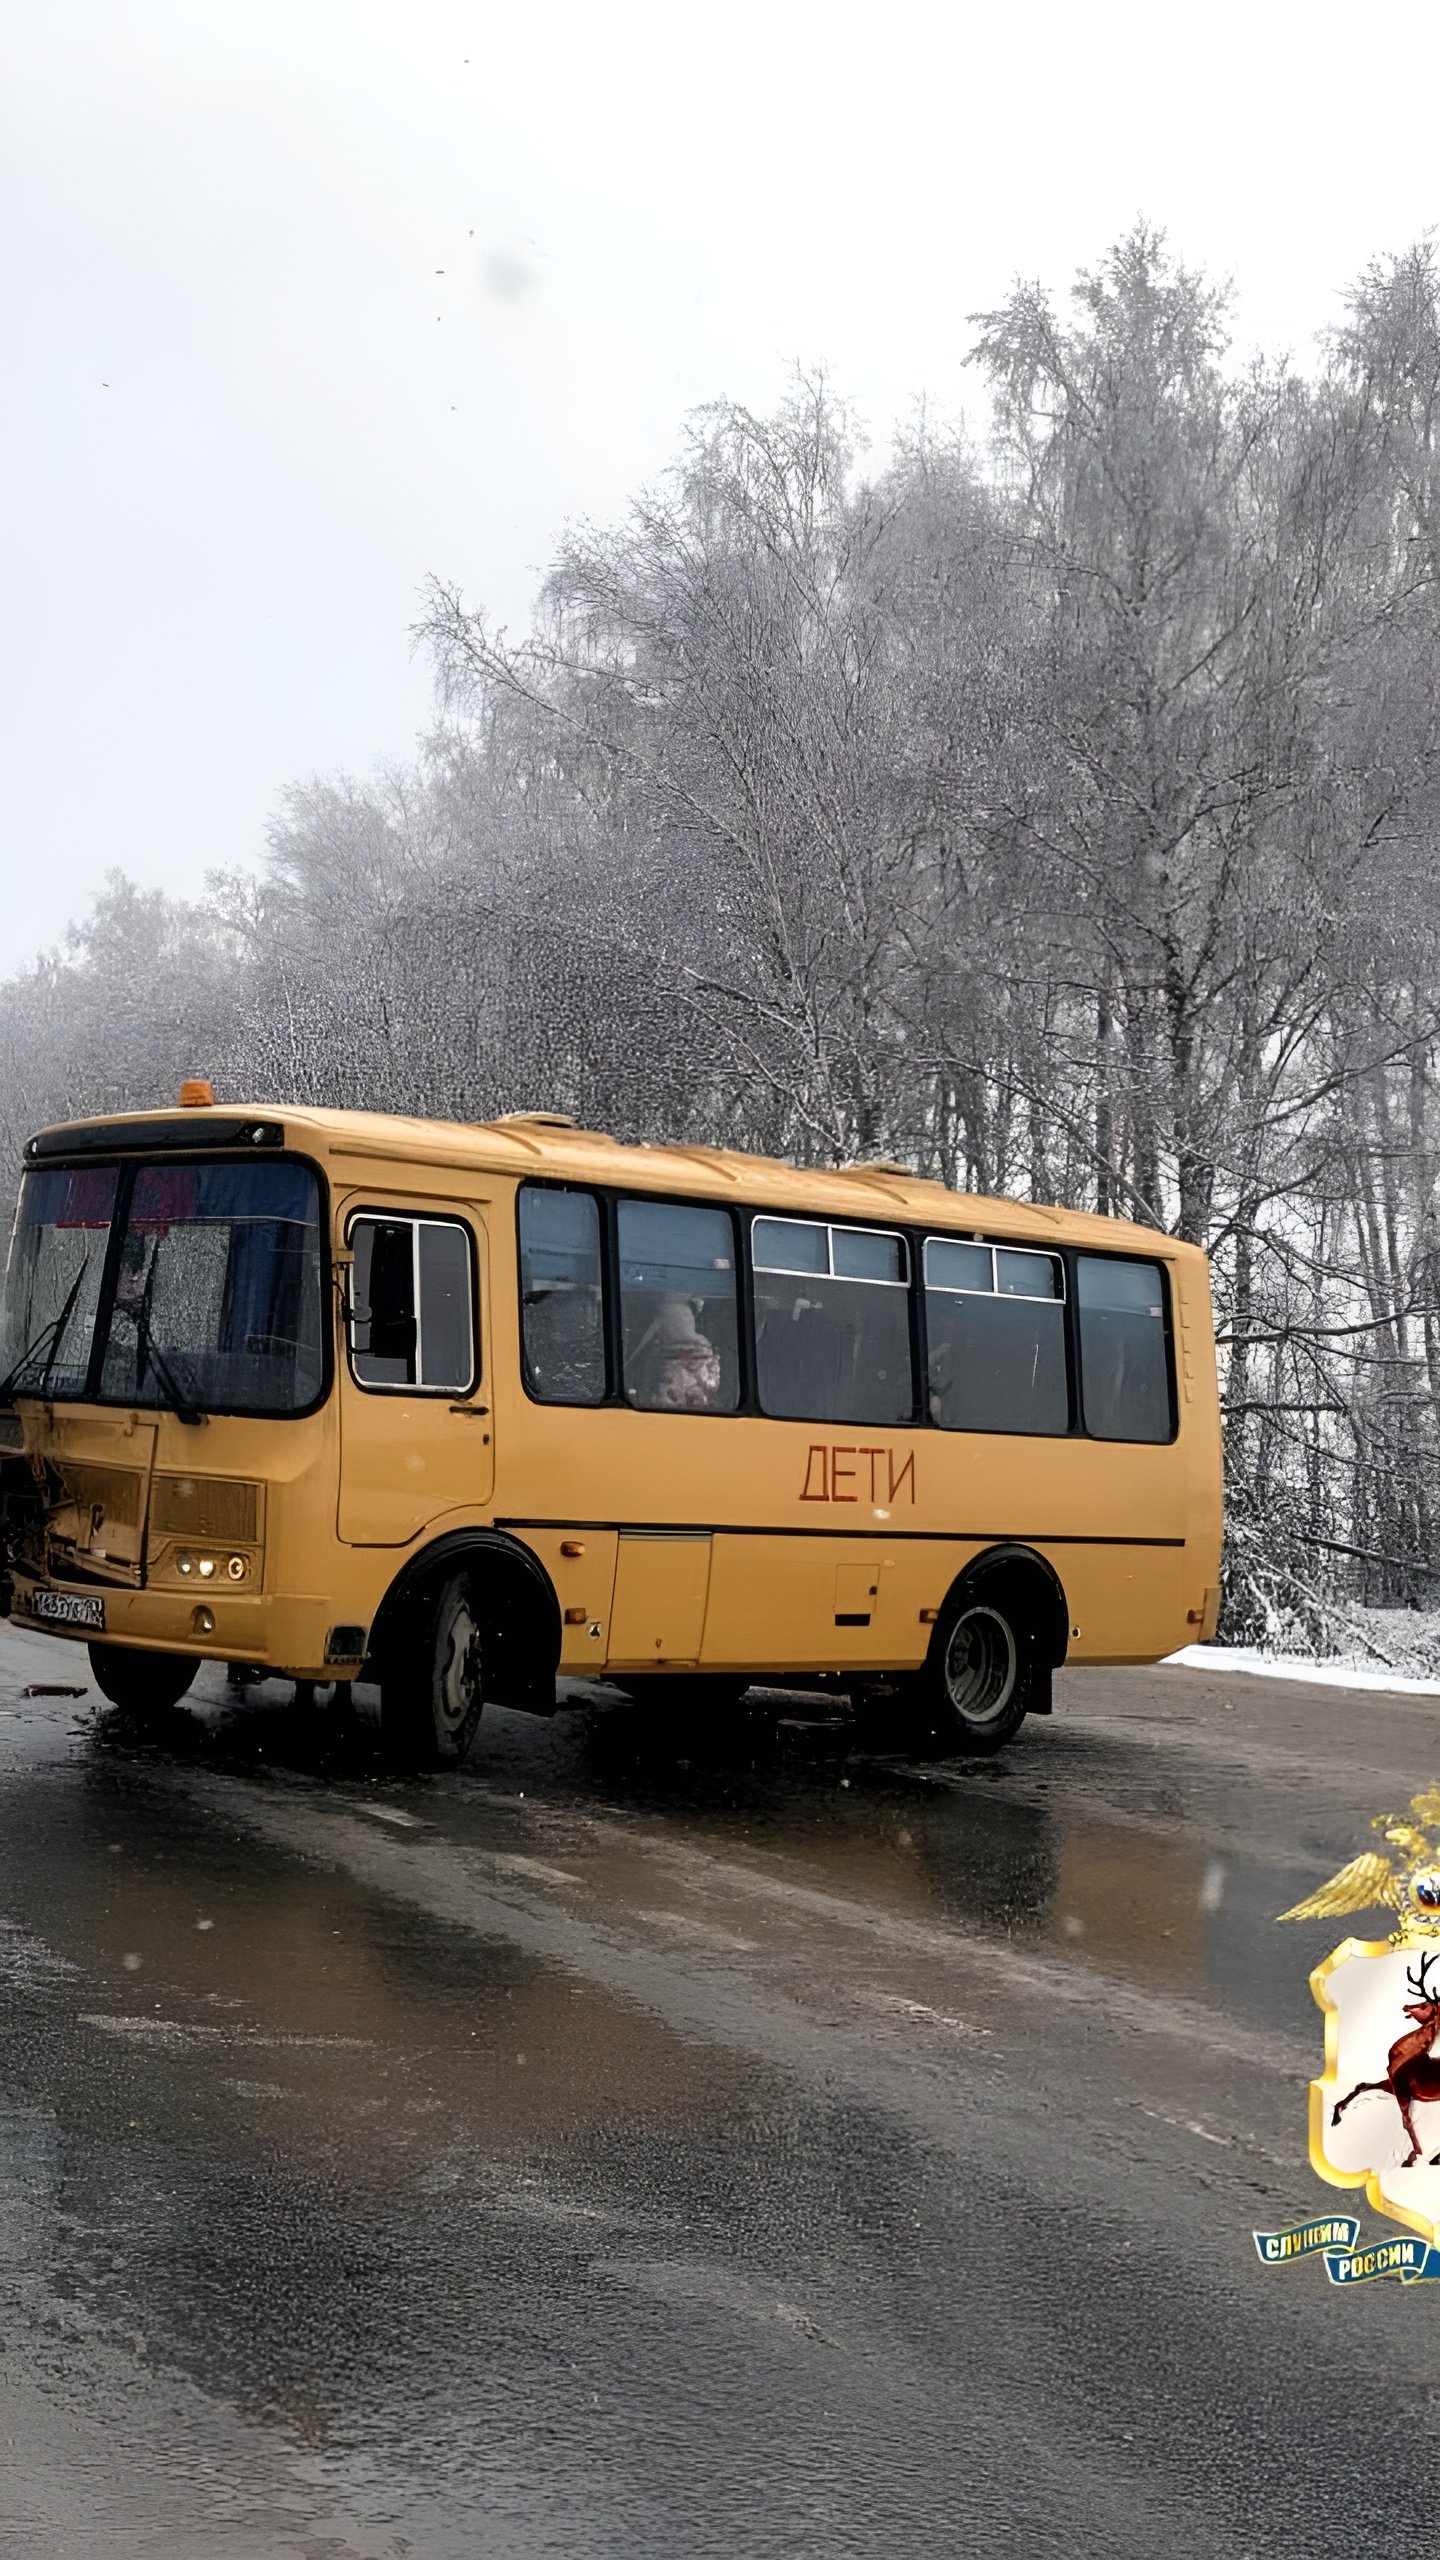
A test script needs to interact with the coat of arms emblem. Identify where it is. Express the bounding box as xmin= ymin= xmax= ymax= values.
xmin=1281 ymin=1790 xmax=1440 ymax=2249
